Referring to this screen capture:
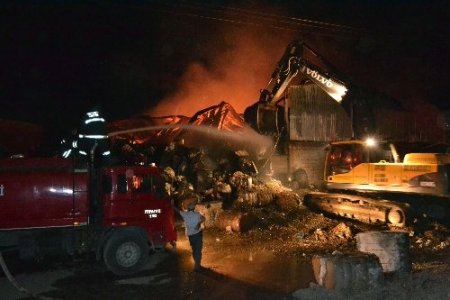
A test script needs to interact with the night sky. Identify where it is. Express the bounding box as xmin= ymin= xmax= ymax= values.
xmin=1 ymin=1 xmax=449 ymax=140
